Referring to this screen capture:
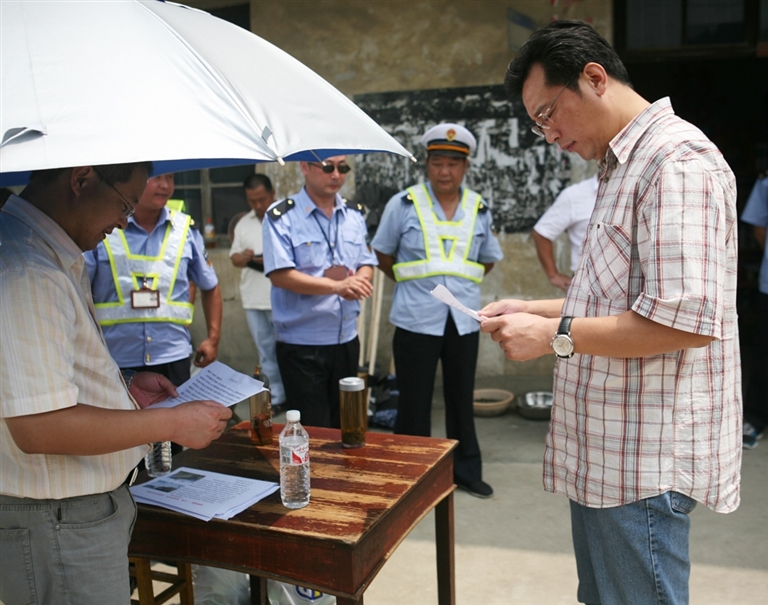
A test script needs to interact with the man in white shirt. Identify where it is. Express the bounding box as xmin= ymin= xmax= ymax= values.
xmin=0 ymin=163 xmax=231 ymax=605
xmin=532 ymin=173 xmax=597 ymax=291
xmin=229 ymin=174 xmax=285 ymax=408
